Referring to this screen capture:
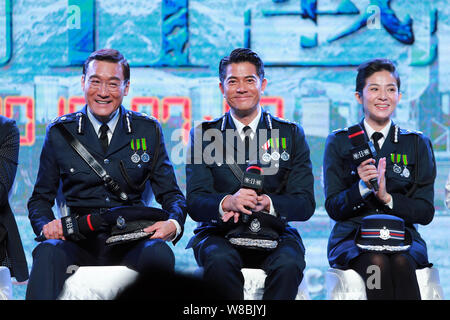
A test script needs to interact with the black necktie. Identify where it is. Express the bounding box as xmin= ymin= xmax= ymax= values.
xmin=243 ymin=126 xmax=252 ymax=162
xmin=99 ymin=124 xmax=109 ymax=153
xmin=372 ymin=132 xmax=383 ymax=154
